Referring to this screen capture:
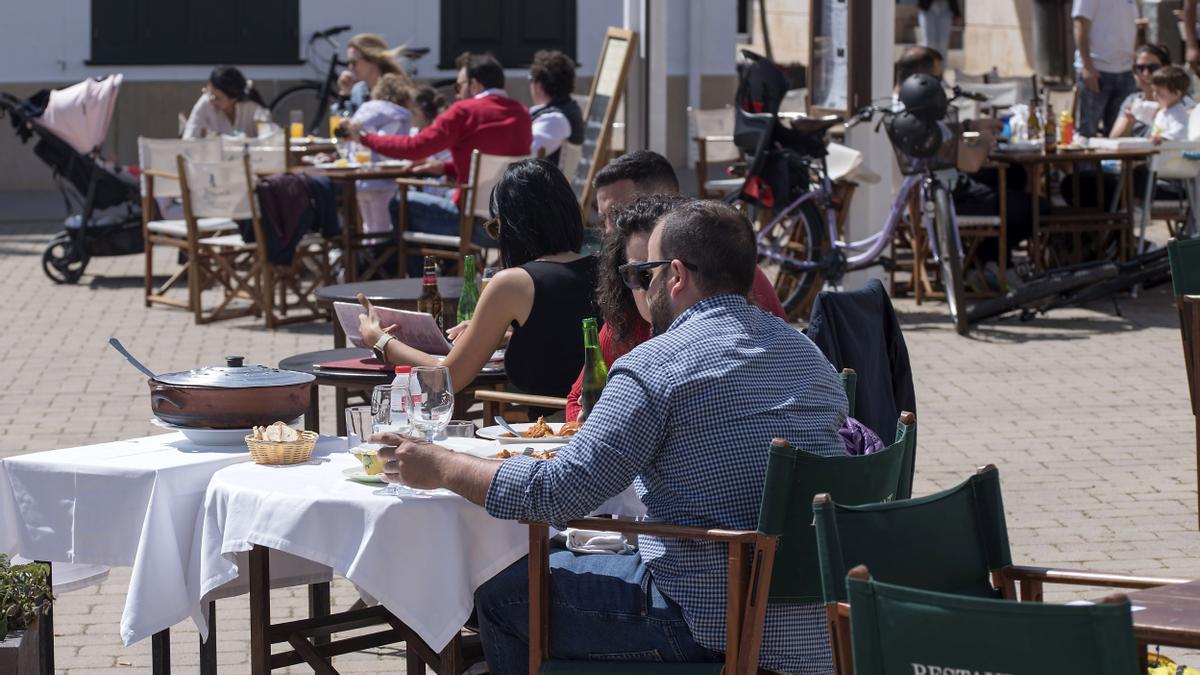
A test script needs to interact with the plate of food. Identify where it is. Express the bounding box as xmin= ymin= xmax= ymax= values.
xmin=476 ymin=417 xmax=582 ymax=443
xmin=439 ymin=436 xmax=501 ymax=458
xmin=314 ymin=159 xmax=362 ymax=169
